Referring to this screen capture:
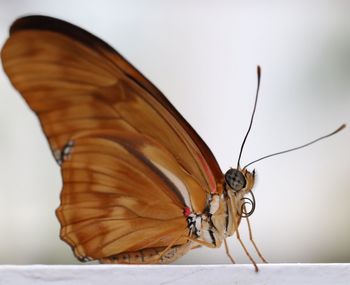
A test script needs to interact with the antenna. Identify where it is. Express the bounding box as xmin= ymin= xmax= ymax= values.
xmin=243 ymin=124 xmax=346 ymax=169
xmin=237 ymin=66 xmax=261 ymax=169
